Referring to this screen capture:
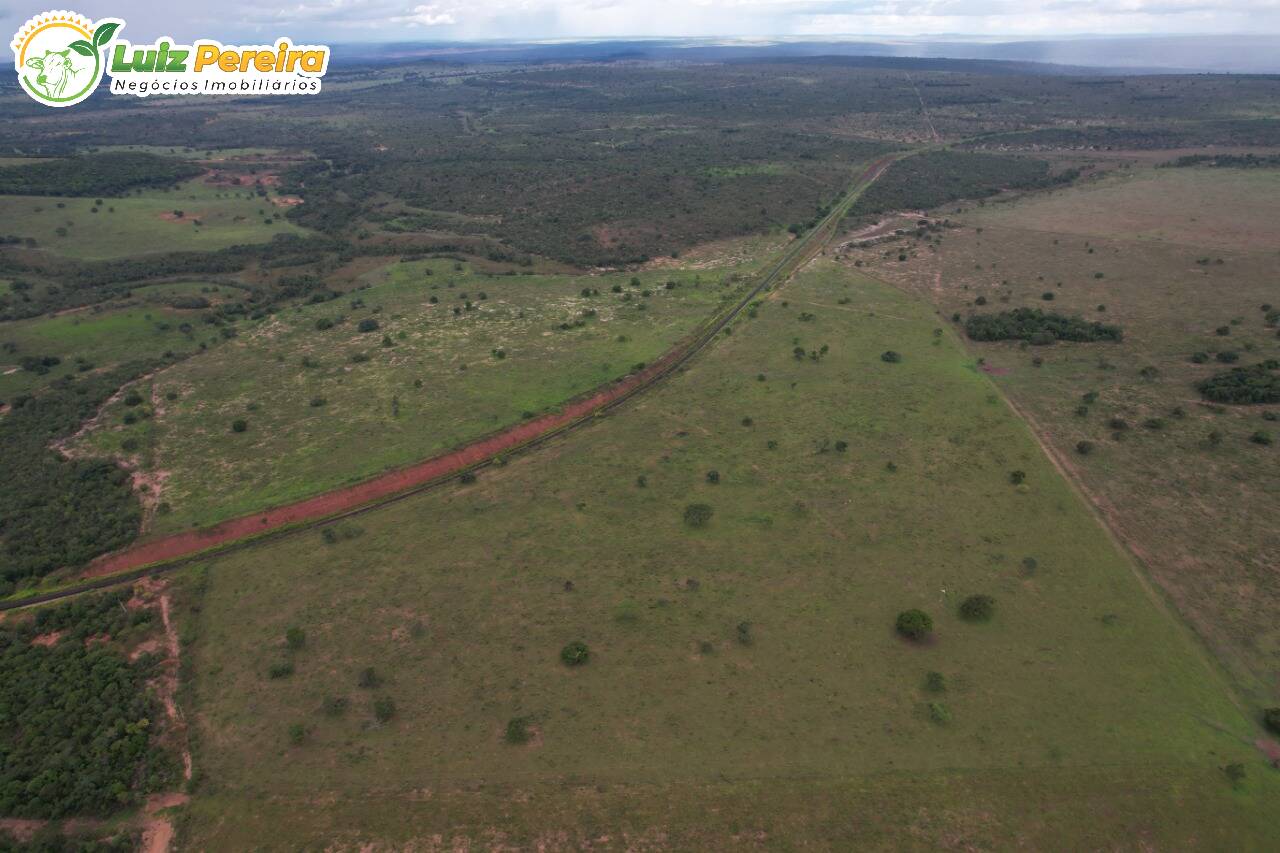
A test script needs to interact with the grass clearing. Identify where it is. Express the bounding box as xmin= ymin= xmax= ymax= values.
xmin=179 ymin=260 xmax=1275 ymax=847
xmin=0 ymin=178 xmax=307 ymax=260
xmin=971 ymin=166 xmax=1280 ymax=251
xmin=0 ymin=304 xmax=201 ymax=399
xmin=73 ymin=248 xmax=776 ymax=532
xmin=850 ymin=163 xmax=1280 ymax=704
